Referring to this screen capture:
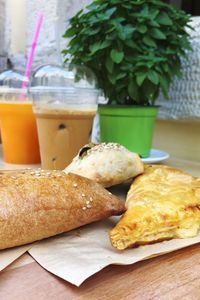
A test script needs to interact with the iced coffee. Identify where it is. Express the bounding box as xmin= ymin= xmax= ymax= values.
xmin=31 ymin=65 xmax=99 ymax=170
xmin=34 ymin=106 xmax=96 ymax=169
